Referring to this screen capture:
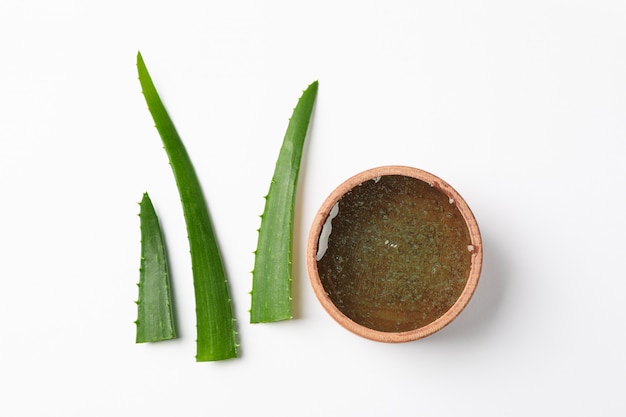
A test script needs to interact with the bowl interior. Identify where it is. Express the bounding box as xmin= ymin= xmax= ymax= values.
xmin=308 ymin=167 xmax=481 ymax=341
